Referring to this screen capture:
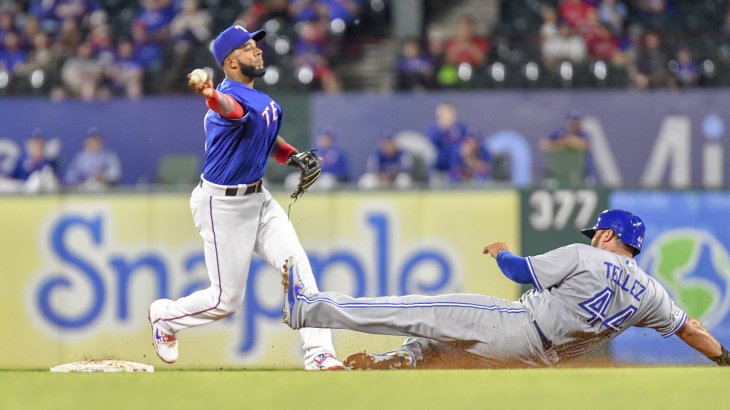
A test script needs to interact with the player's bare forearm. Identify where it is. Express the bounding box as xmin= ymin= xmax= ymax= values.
xmin=676 ymin=317 xmax=723 ymax=359
xmin=275 ymin=136 xmax=291 ymax=147
xmin=483 ymin=242 xmax=510 ymax=259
